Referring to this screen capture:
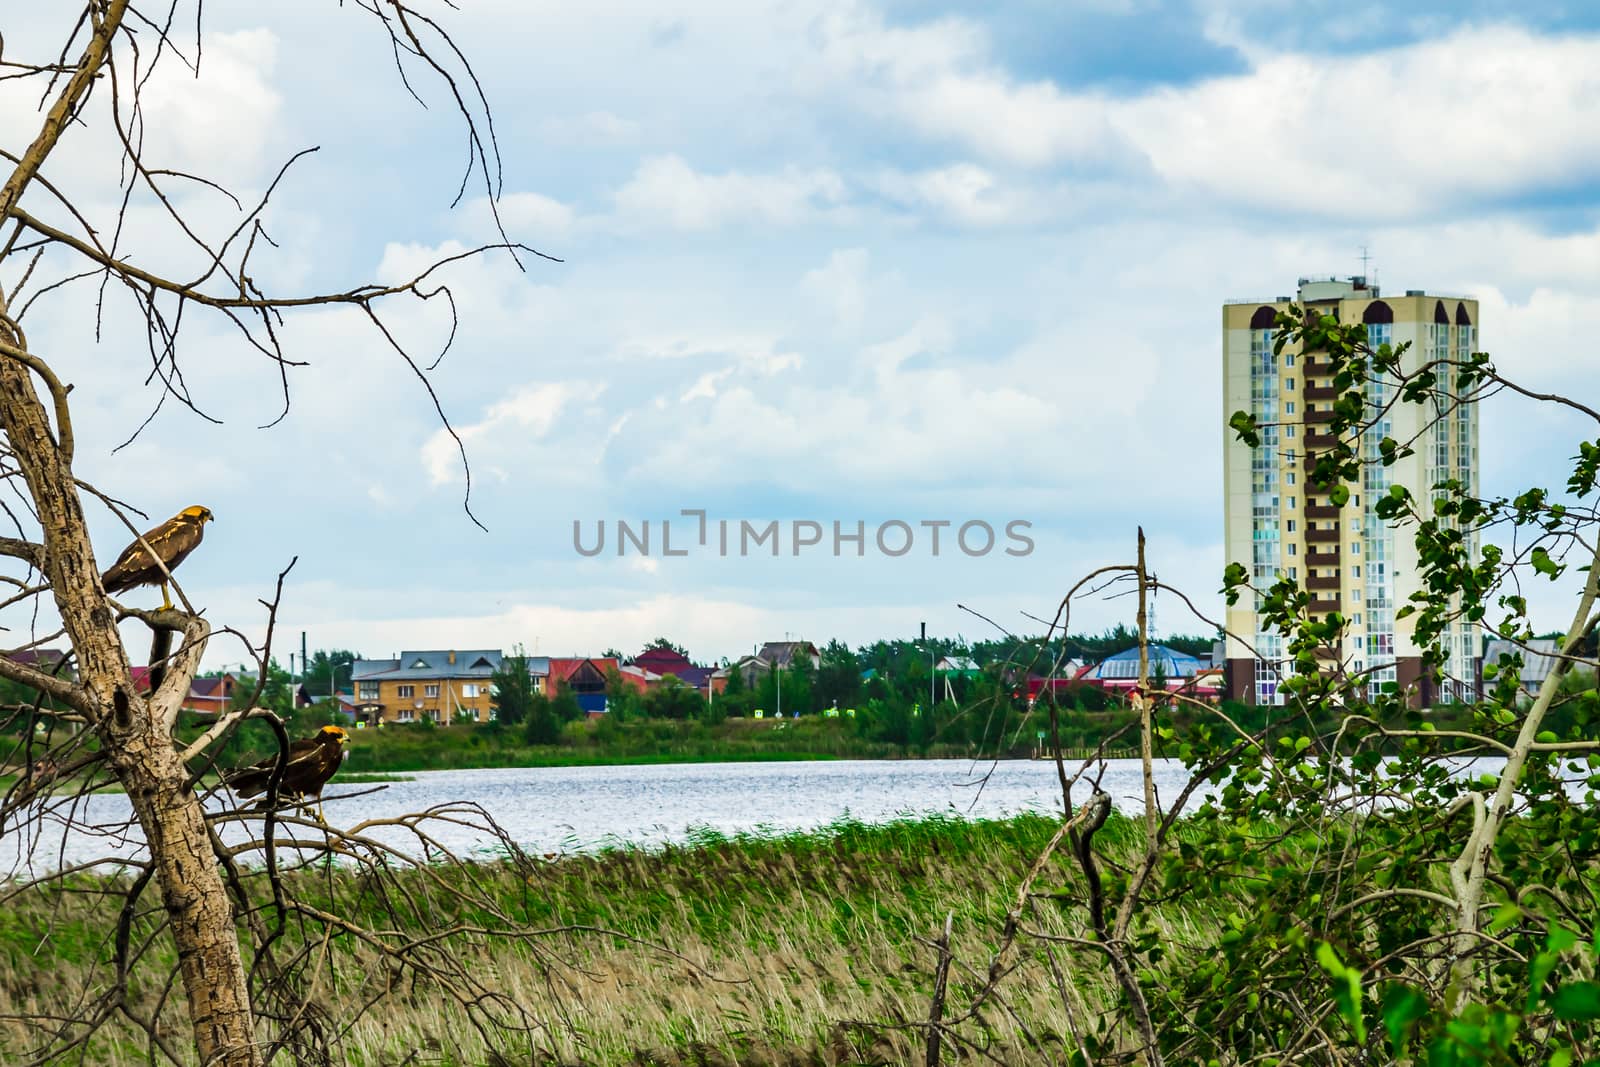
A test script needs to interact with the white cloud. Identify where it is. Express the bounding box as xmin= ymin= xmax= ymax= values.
xmin=138 ymin=30 xmax=285 ymax=183
xmin=802 ymin=248 xmax=871 ymax=330
xmin=811 ymin=8 xmax=1132 ymax=169
xmin=612 ymin=154 xmax=848 ymax=230
xmin=422 ymin=381 xmax=604 ymax=486
xmin=539 ymin=110 xmax=642 ymax=143
xmin=873 ymin=163 xmax=1029 ymax=226
xmin=466 ymin=191 xmax=577 ymax=238
xmin=815 ymin=13 xmax=1600 ymax=217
